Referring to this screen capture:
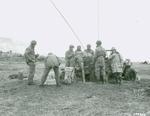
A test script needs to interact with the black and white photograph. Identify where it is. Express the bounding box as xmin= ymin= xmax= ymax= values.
xmin=0 ymin=0 xmax=149 ymax=116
